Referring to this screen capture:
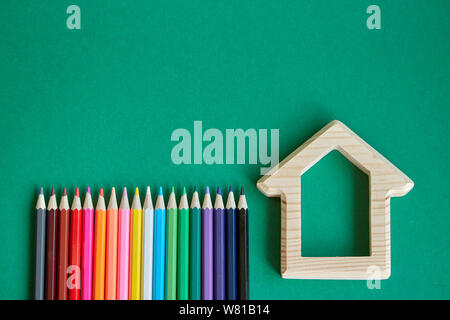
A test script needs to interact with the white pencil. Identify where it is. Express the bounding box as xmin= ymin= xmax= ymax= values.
xmin=142 ymin=186 xmax=154 ymax=300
